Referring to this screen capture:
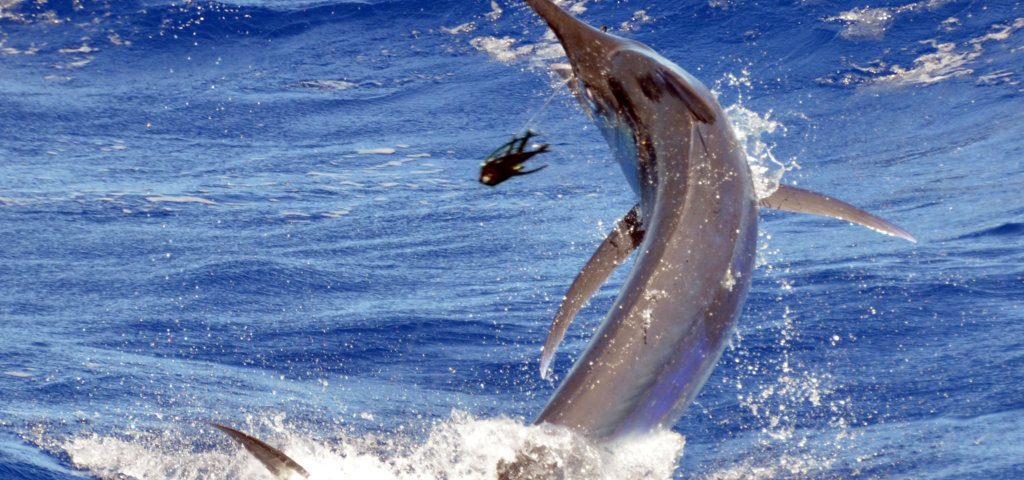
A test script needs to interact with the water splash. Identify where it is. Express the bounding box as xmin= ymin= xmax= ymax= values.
xmin=708 ymin=236 xmax=860 ymax=479
xmin=715 ymin=71 xmax=799 ymax=200
xmin=59 ymin=412 xmax=685 ymax=480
